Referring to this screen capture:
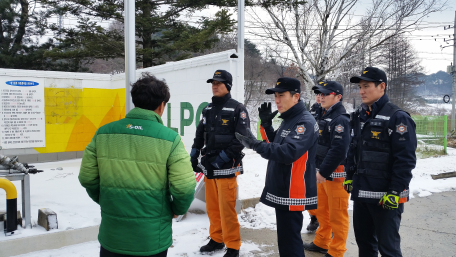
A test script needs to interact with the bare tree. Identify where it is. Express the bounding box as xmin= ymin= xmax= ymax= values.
xmin=197 ymin=33 xmax=280 ymax=119
xmin=248 ymin=0 xmax=446 ymax=98
xmin=381 ymin=35 xmax=425 ymax=112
